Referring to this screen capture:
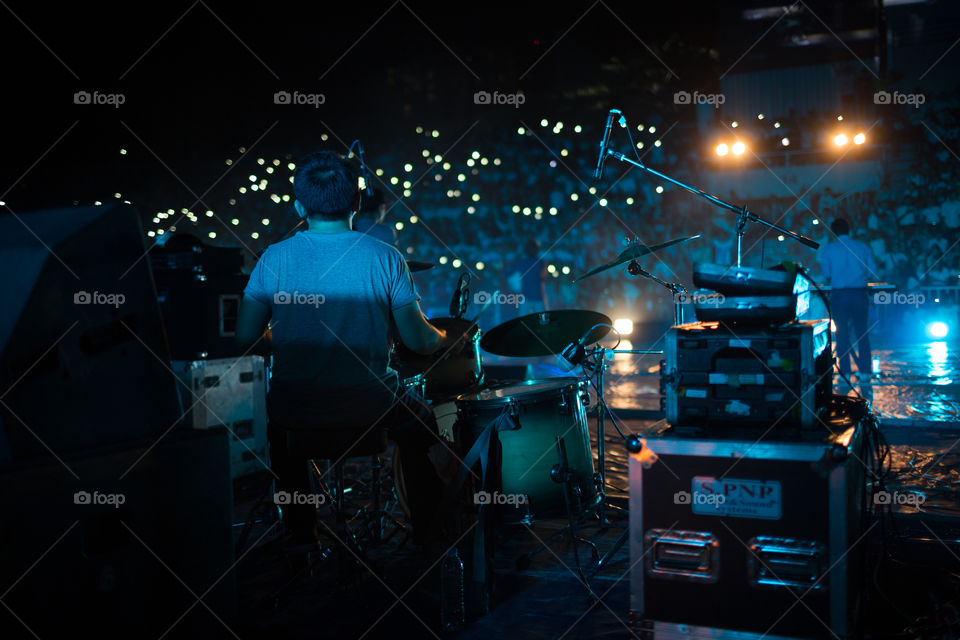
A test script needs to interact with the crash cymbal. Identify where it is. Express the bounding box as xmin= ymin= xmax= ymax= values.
xmin=480 ymin=309 xmax=612 ymax=357
xmin=572 ymin=234 xmax=700 ymax=283
xmin=405 ymin=260 xmax=435 ymax=272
